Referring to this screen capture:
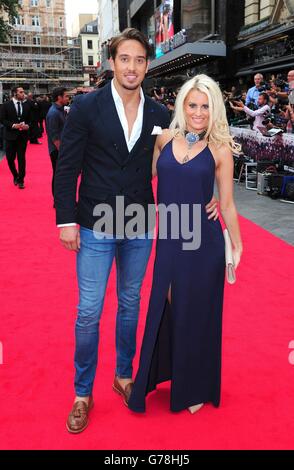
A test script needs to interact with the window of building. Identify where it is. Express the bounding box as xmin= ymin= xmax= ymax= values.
xmin=35 ymin=60 xmax=44 ymax=68
xmin=86 ymin=25 xmax=93 ymax=33
xmin=18 ymin=0 xmax=23 ymax=6
xmin=32 ymin=16 xmax=40 ymax=26
xmin=33 ymin=36 xmax=41 ymax=45
xmin=88 ymin=56 xmax=94 ymax=66
xmin=46 ymin=0 xmax=51 ymax=7
xmin=13 ymin=16 xmax=25 ymax=26
xmin=59 ymin=17 xmax=63 ymax=28
xmin=87 ymin=40 xmax=93 ymax=50
xmin=13 ymin=35 xmax=26 ymax=44
xmin=30 ymin=0 xmax=39 ymax=6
